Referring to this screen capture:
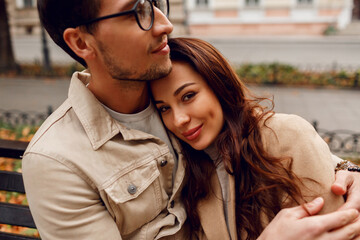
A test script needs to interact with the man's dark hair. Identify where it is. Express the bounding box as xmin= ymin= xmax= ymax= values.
xmin=37 ymin=0 xmax=101 ymax=67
